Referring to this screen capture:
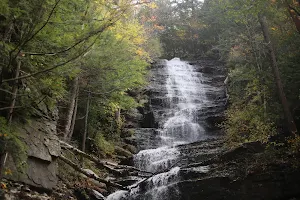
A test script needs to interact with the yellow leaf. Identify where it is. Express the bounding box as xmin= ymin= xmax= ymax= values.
xmin=147 ymin=2 xmax=157 ymax=9
xmin=136 ymin=49 xmax=144 ymax=56
xmin=4 ymin=169 xmax=12 ymax=175
xmin=0 ymin=182 xmax=7 ymax=189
